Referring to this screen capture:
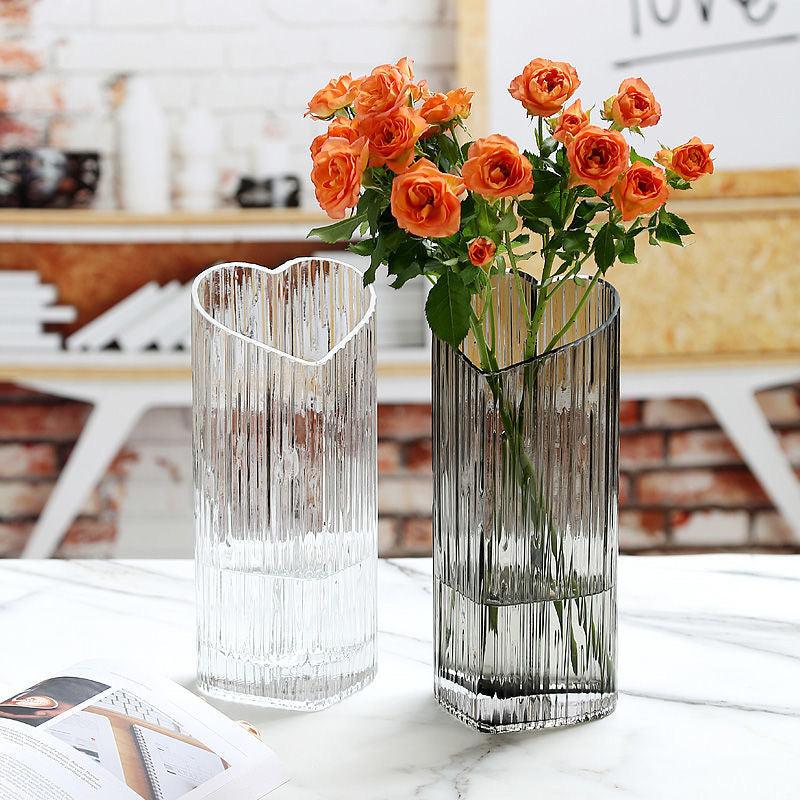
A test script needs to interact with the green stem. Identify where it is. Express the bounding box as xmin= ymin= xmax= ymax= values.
xmin=543 ymin=270 xmax=602 ymax=354
xmin=448 ymin=127 xmax=463 ymax=166
xmin=501 ymin=201 xmax=533 ymax=335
